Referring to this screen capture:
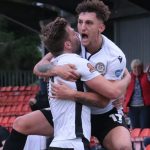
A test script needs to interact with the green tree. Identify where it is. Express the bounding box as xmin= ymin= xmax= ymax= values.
xmin=0 ymin=16 xmax=42 ymax=71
